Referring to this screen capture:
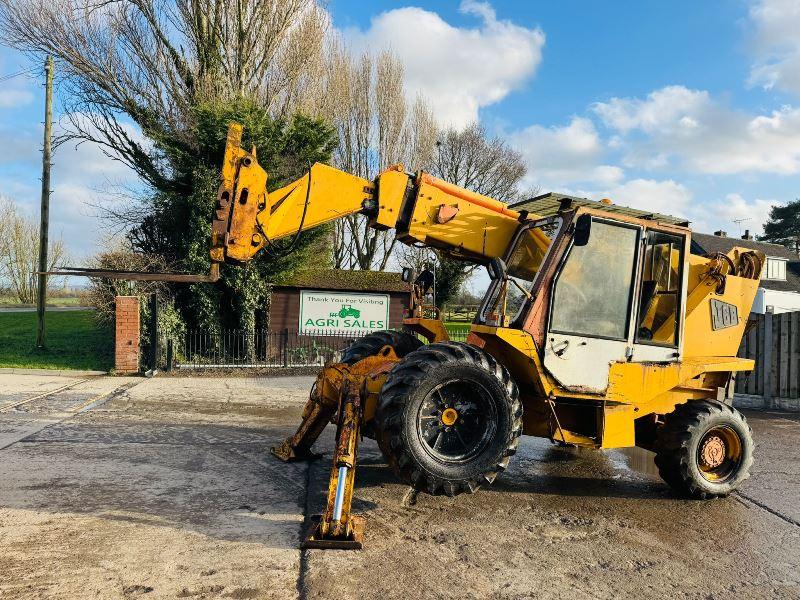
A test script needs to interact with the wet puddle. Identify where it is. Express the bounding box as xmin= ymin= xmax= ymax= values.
xmin=607 ymin=446 xmax=660 ymax=478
